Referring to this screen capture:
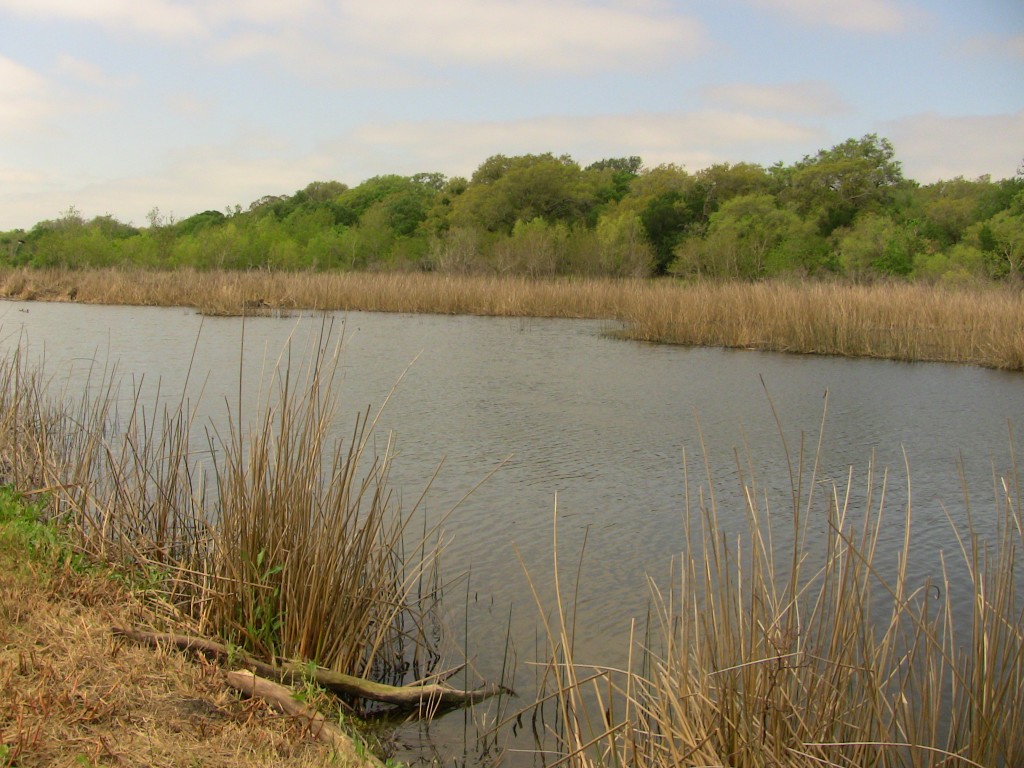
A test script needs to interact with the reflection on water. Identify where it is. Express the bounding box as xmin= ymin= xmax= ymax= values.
xmin=2 ymin=300 xmax=1022 ymax=766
